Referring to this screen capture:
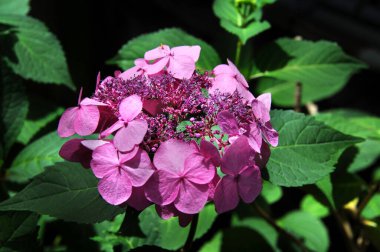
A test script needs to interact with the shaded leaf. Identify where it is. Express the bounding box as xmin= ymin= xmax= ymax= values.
xmin=0 ymin=0 xmax=29 ymax=15
xmin=300 ymin=195 xmax=329 ymax=218
xmin=363 ymin=194 xmax=380 ymax=220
